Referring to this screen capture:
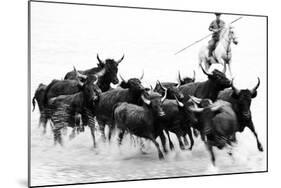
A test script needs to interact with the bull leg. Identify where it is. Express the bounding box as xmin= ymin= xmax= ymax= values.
xmin=206 ymin=142 xmax=216 ymax=166
xmin=159 ymin=131 xmax=168 ymax=153
xmin=247 ymin=123 xmax=263 ymax=152
xmin=165 ymin=130 xmax=175 ymax=151
xmin=193 ymin=128 xmax=199 ymax=137
xmin=98 ymin=121 xmax=106 ymax=142
xmin=69 ymin=128 xmax=77 ymax=140
xmin=176 ymin=134 xmax=186 ymax=150
xmin=186 ymin=127 xmax=194 ymax=150
xmin=148 ymin=135 xmax=164 ymax=160
xmin=39 ymin=115 xmax=48 ymax=134
xmin=118 ymin=130 xmax=125 ymax=146
xmin=89 ymin=125 xmax=97 ymax=148
xmin=108 ymin=126 xmax=113 ymax=142
xmin=53 ymin=127 xmax=63 ymax=146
